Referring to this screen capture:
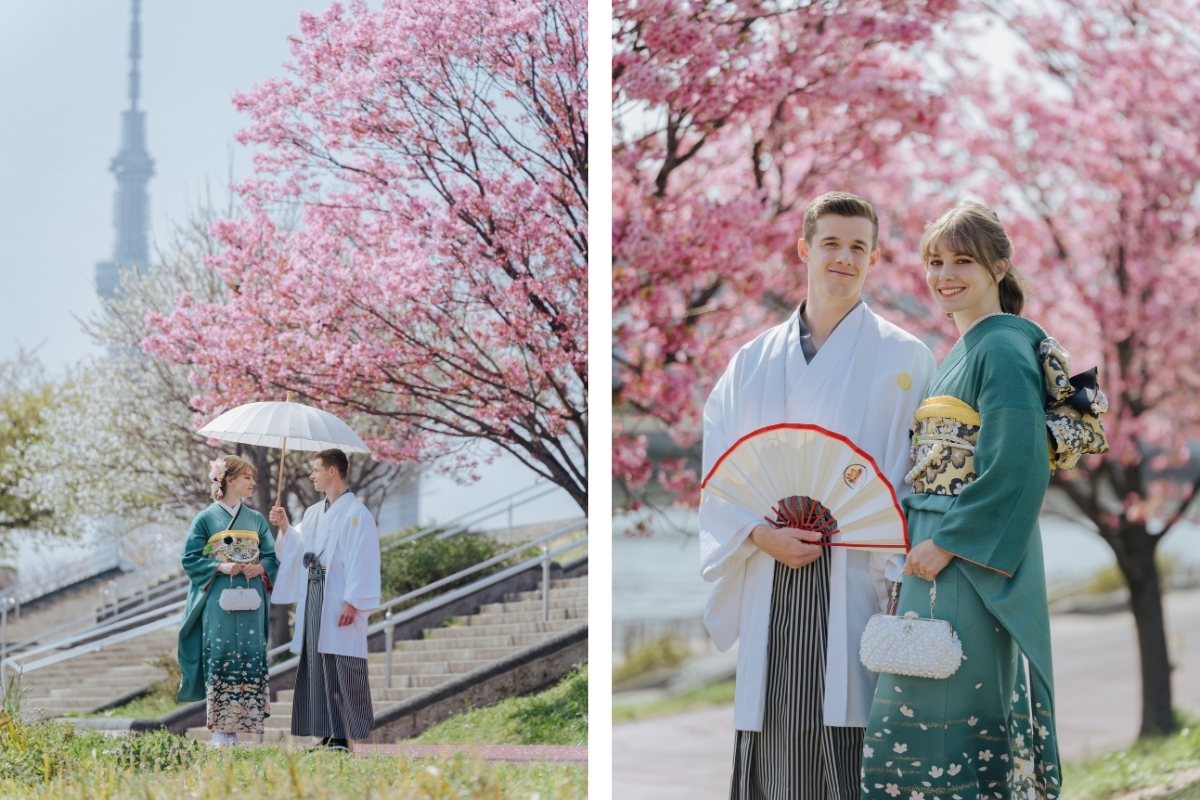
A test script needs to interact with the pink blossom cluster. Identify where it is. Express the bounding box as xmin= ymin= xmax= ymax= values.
xmin=942 ymin=0 xmax=1200 ymax=490
xmin=143 ymin=0 xmax=588 ymax=508
xmin=615 ymin=0 xmax=1200 ymax=522
xmin=612 ymin=0 xmax=962 ymax=502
